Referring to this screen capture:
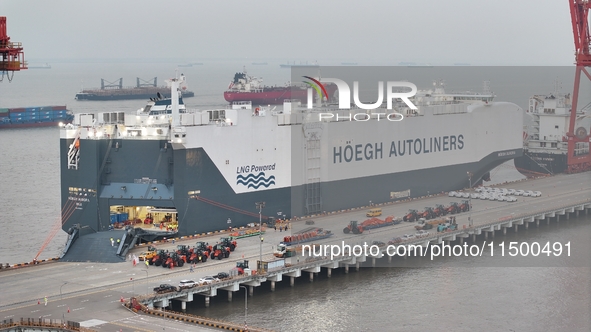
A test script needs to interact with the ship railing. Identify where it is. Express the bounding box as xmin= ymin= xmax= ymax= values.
xmin=415 ymin=100 xmax=462 ymax=106
xmin=62 ymin=125 xmax=170 ymax=140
